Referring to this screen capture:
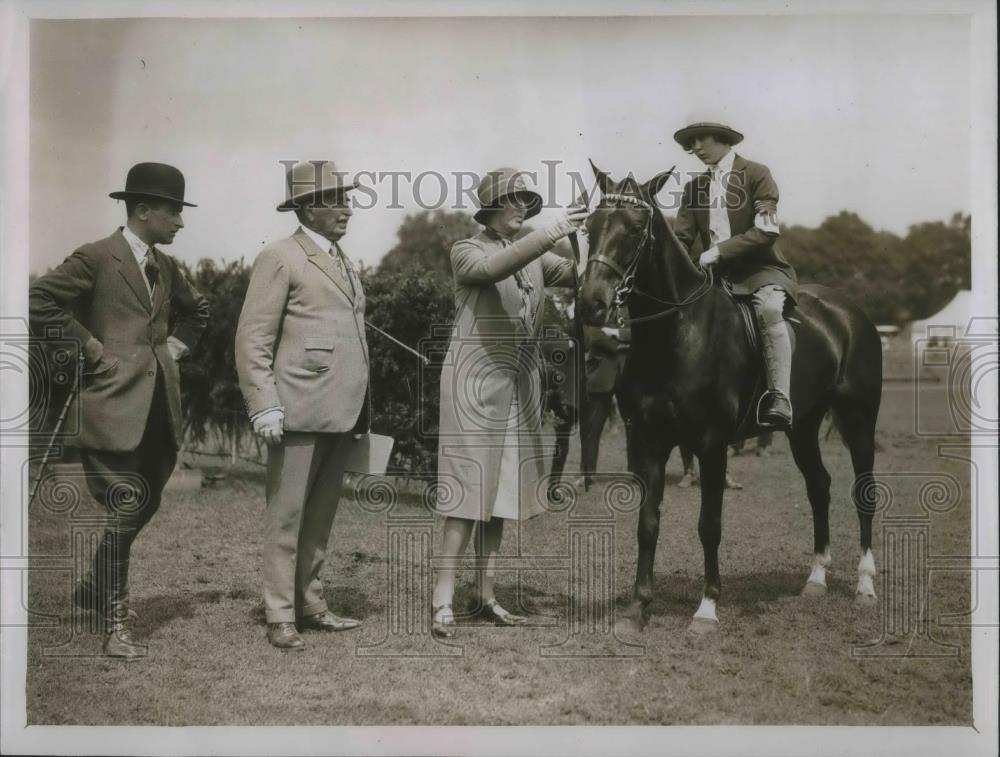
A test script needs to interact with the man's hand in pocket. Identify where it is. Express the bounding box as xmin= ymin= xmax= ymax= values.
xmin=83 ymin=337 xmax=104 ymax=368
